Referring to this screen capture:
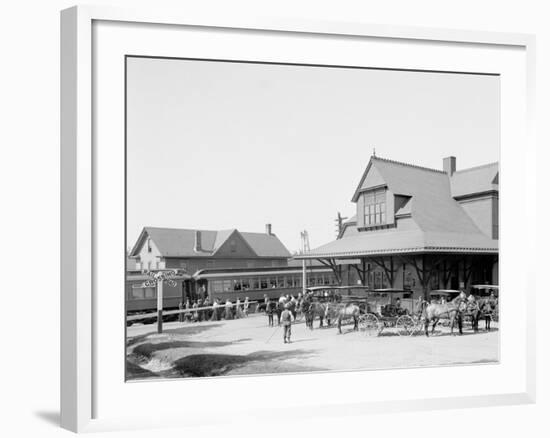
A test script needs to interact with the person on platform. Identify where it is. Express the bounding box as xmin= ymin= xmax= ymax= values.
xmin=211 ymin=298 xmax=219 ymax=321
xmin=224 ymin=299 xmax=233 ymax=320
xmin=235 ymin=297 xmax=243 ymax=319
xmin=185 ymin=299 xmax=191 ymax=322
xmin=192 ymin=301 xmax=199 ymax=322
xmin=281 ymin=303 xmax=293 ymax=344
xmin=454 ymin=290 xmax=468 ymax=335
xmin=198 ymin=285 xmax=206 ymax=302
xmin=243 ymin=297 xmax=250 ymax=316
xmin=266 ymin=300 xmax=275 ymax=327
xmin=196 ymin=298 xmax=203 ymax=322
xmin=178 ymin=301 xmax=184 ymax=323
